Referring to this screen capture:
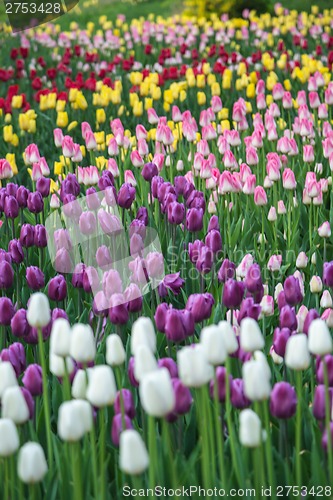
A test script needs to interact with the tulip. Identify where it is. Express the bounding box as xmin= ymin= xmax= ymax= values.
xmin=0 ymin=261 xmax=14 ymax=289
xmin=106 ymin=334 xmax=126 ymax=366
xmin=134 ymin=345 xmax=158 ymax=383
xmin=131 ymin=317 xmax=156 ymax=354
xmin=0 ymin=297 xmax=15 ymax=326
xmin=119 ymin=429 xmax=149 ymax=475
xmin=58 ymin=400 xmax=92 ymax=441
xmin=27 ymin=293 xmax=51 ymax=328
xmin=239 ymin=409 xmax=262 ymax=447
xmin=218 ymin=259 xmax=236 ymax=282
xmin=240 ymin=318 xmax=265 ymax=353
xmin=223 ymin=279 xmax=245 ymax=309
xmin=1 ymin=342 xmax=26 ymax=376
xmin=2 ymin=386 xmax=30 ymax=424
xmin=140 ymin=368 xmax=175 ymax=417
xmin=50 ymin=318 xmax=71 ymax=358
xmin=118 ymin=183 xmax=136 ymax=209
xmin=200 ymin=325 xmax=227 ymax=365
xmin=17 ymin=442 xmax=48 ymax=483
xmin=48 ymin=275 xmax=67 ymax=302
xmin=284 ymin=276 xmax=303 ymax=306
xmin=0 ymin=418 xmax=19 ymax=457
xmin=0 ymin=361 xmax=17 ymax=397
xmin=285 ymin=334 xmax=310 ymax=370
xmin=86 ymin=365 xmax=117 ymax=407
xmin=111 ymin=414 xmax=133 ymax=447
xmin=114 ymin=389 xmax=135 ymax=419
xmin=177 ymin=344 xmax=213 ymax=388
xmin=313 ymin=385 xmax=333 ymax=420
xmin=217 ymin=320 xmax=238 ymax=354
xmin=242 ymin=360 xmax=271 ymax=401
xmin=22 ymin=364 xmax=43 ymax=396
xmin=26 ymin=266 xmax=45 ymax=291
xmin=321 ymin=291 xmax=333 ymax=309
xmin=323 ymin=262 xmax=333 ymax=287
xmin=69 ymin=324 xmax=96 ymax=363
xmin=270 ymin=382 xmax=297 ymax=419
xmin=186 ymin=293 xmax=214 ymax=323
xmin=186 ymin=208 xmax=203 ymax=232
xmin=308 ymin=319 xmax=333 ymax=356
